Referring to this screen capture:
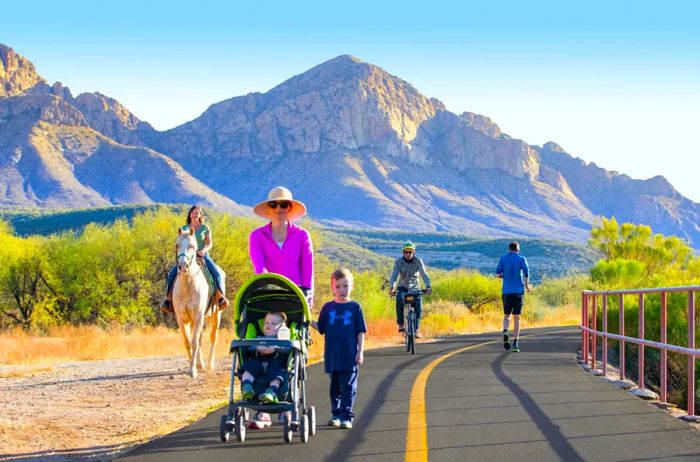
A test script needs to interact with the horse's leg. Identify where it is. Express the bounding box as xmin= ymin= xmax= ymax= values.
xmin=178 ymin=317 xmax=192 ymax=363
xmin=208 ymin=308 xmax=222 ymax=370
xmin=190 ymin=312 xmax=205 ymax=377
